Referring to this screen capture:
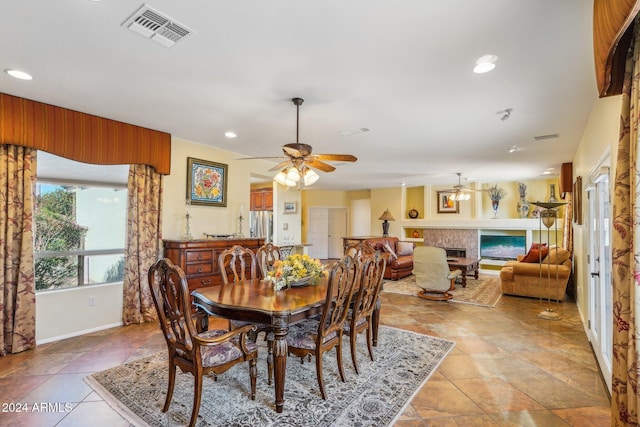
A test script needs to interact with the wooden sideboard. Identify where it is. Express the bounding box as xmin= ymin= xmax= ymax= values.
xmin=163 ymin=238 xmax=265 ymax=292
